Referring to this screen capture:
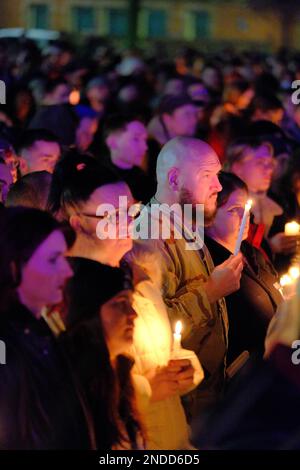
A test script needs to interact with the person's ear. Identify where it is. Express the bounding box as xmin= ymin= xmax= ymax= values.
xmin=168 ymin=168 xmax=179 ymax=192
xmin=163 ymin=112 xmax=172 ymax=130
xmin=18 ymin=157 xmax=28 ymax=176
xmin=69 ymin=214 xmax=83 ymax=233
xmin=106 ymin=134 xmax=117 ymax=150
